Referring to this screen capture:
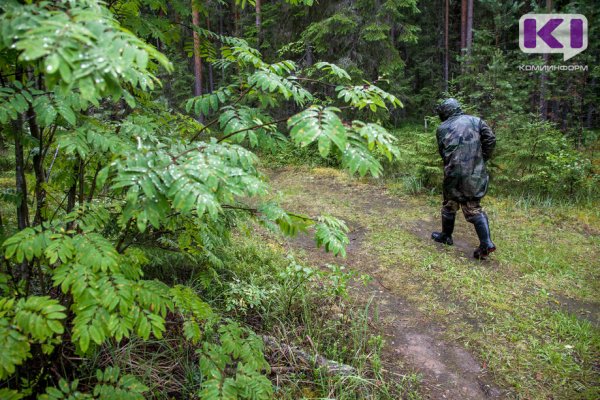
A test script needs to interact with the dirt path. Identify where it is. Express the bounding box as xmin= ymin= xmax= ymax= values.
xmin=268 ymin=168 xmax=508 ymax=400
